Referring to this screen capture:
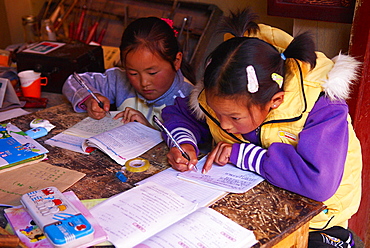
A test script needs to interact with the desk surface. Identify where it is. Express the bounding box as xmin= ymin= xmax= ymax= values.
xmin=6 ymin=102 xmax=324 ymax=248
